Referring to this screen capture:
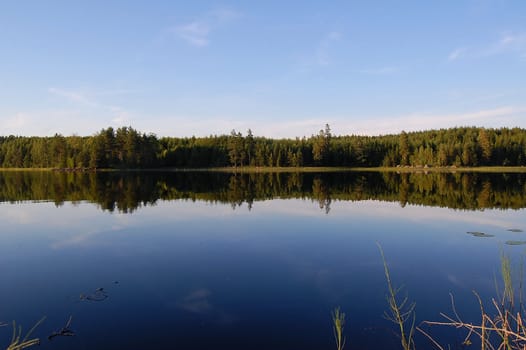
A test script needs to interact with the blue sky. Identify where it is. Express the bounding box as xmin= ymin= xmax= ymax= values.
xmin=1 ymin=1 xmax=525 ymax=138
